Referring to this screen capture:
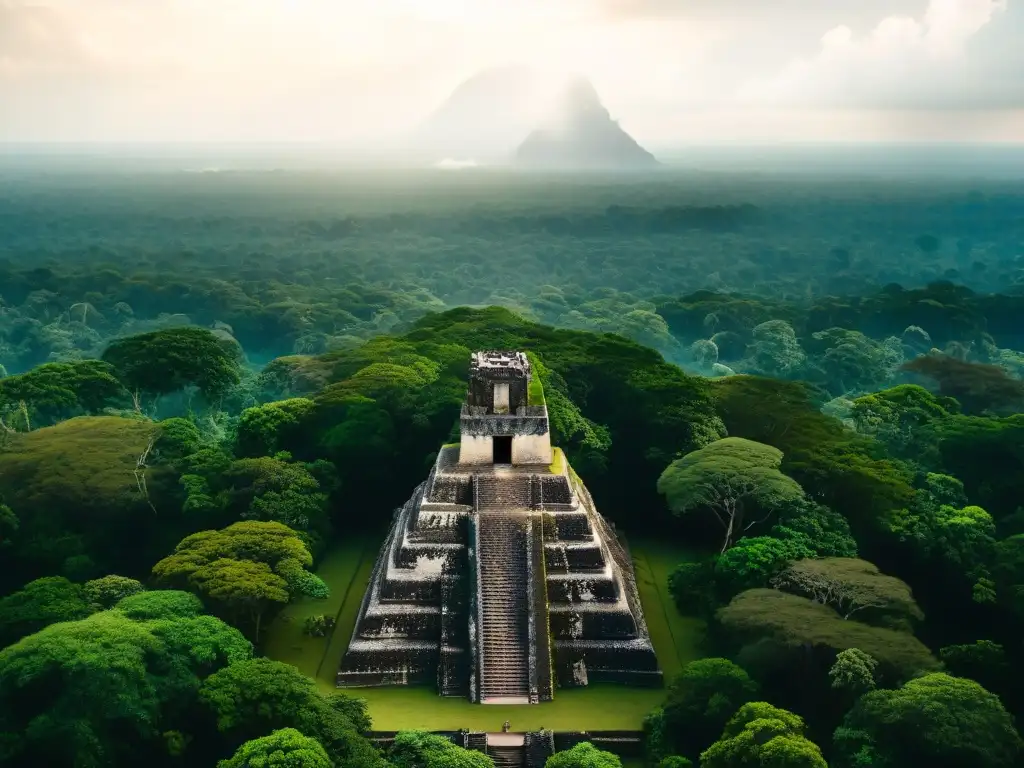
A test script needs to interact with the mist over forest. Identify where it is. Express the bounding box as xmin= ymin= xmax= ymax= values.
xmin=2 ymin=121 xmax=1024 ymax=768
